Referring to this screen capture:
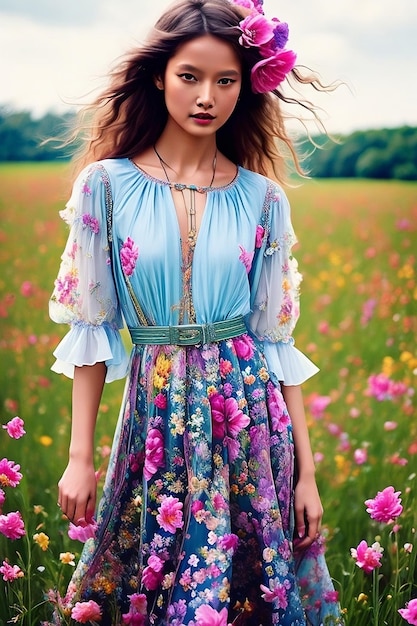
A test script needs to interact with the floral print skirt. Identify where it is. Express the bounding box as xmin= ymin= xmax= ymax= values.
xmin=59 ymin=335 xmax=342 ymax=626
